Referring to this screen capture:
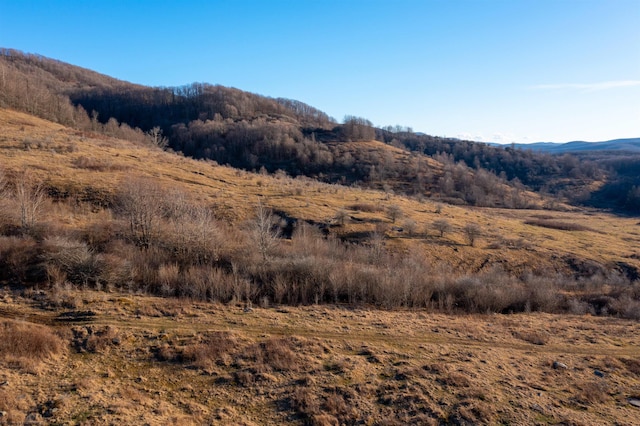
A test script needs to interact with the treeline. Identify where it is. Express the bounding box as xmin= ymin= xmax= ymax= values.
xmin=582 ymin=154 xmax=640 ymax=212
xmin=377 ymin=129 xmax=604 ymax=194
xmin=2 ymin=48 xmax=638 ymax=213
